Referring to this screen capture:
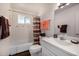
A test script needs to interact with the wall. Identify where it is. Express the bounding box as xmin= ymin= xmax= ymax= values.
xmin=40 ymin=4 xmax=57 ymax=37
xmin=10 ymin=3 xmax=57 ymax=44
xmin=0 ymin=3 xmax=11 ymax=56
xmin=9 ymin=3 xmax=52 ymax=45
xmin=0 ymin=3 xmax=38 ymax=55
xmin=0 ymin=3 xmax=56 ymax=55
xmin=0 ymin=3 xmax=11 ymax=18
xmin=54 ymin=4 xmax=79 ymax=37
xmin=10 ymin=3 xmax=50 ymax=16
